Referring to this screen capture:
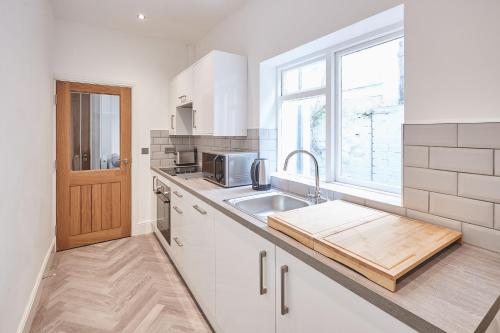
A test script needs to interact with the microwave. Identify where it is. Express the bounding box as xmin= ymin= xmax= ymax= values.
xmin=202 ymin=151 xmax=257 ymax=187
